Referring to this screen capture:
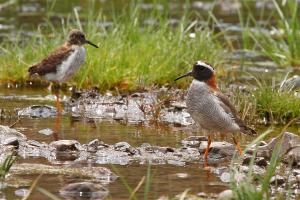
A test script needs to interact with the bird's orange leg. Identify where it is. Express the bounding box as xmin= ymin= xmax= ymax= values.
xmin=204 ymin=135 xmax=212 ymax=167
xmin=53 ymin=88 xmax=62 ymax=141
xmin=53 ymin=113 xmax=61 ymax=141
xmin=55 ymin=90 xmax=63 ymax=115
xmin=233 ymin=136 xmax=243 ymax=155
